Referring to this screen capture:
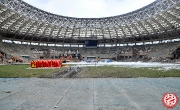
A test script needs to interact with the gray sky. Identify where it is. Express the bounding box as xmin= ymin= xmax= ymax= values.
xmin=23 ymin=0 xmax=156 ymax=18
